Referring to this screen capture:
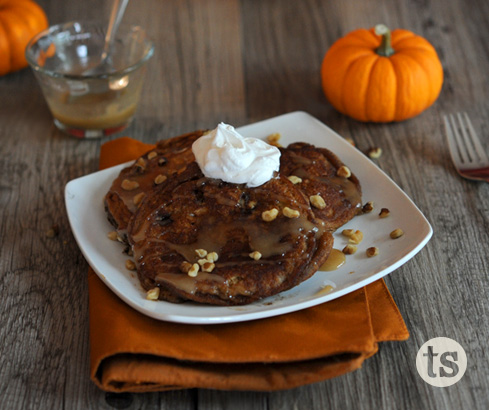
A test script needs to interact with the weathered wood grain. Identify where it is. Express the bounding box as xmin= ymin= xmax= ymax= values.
xmin=1 ymin=0 xmax=488 ymax=408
